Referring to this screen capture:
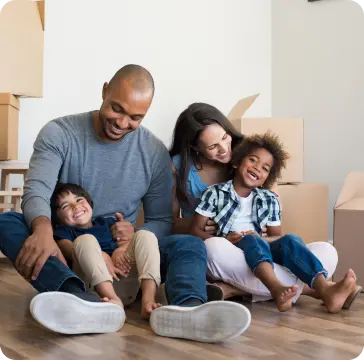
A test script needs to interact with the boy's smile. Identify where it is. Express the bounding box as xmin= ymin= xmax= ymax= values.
xmin=234 ymin=148 xmax=274 ymax=189
xmin=56 ymin=192 xmax=93 ymax=228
